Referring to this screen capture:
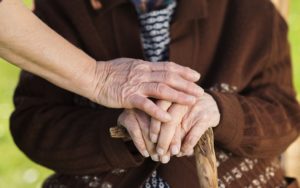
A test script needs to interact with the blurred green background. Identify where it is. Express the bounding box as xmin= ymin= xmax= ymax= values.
xmin=0 ymin=0 xmax=299 ymax=187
